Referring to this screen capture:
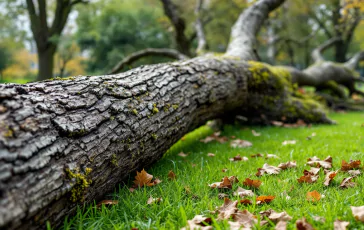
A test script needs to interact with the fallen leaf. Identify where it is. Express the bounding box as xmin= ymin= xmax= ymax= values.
xmin=178 ymin=152 xmax=188 ymax=157
xmin=275 ymin=221 xmax=287 ymax=230
xmin=207 ymin=153 xmax=215 ymax=157
xmin=182 ymin=215 xmax=212 ymax=230
xmin=228 ymin=221 xmax=250 ymax=230
xmin=339 ymin=177 xmax=356 ymax=188
xmin=266 ymin=154 xmax=279 ymax=159
xmin=232 ymin=210 xmax=257 ymax=228
xmin=218 ymin=193 xmax=228 ymax=200
xmin=306 ymin=190 xmax=321 ymax=202
xmin=239 ymin=199 xmax=253 ymax=205
xmin=228 ymin=176 xmax=239 ymax=184
xmin=229 ymin=154 xmax=248 ymax=161
xmin=272 ymin=121 xmax=284 ymax=126
xmin=252 ymin=130 xmax=261 ymax=136
xmin=259 ymin=209 xmax=292 ymax=223
xmin=341 ymin=160 xmax=361 ymax=171
xmin=256 ymin=195 xmax=275 ymax=204
xmin=282 ymin=140 xmax=297 ymax=145
xmin=347 ymin=170 xmax=361 ymax=177
xmin=243 ymin=178 xmax=262 ymax=188
xmin=133 ymin=169 xmax=153 ymax=187
xmin=296 ymin=217 xmax=314 ymax=230
xmin=256 ymin=163 xmax=281 ymax=176
xmin=152 ymin=178 xmax=162 ymax=185
xmin=209 ymin=176 xmax=232 ymax=189
xmin=307 ymin=156 xmax=332 ymax=169
xmin=200 ymin=132 xmax=228 ymax=144
xmin=324 ymin=170 xmax=338 ymax=186
xmin=233 ymin=187 xmax=254 ymax=197
xmin=351 ymin=206 xmax=364 ymax=222
xmin=96 ymin=200 xmax=118 ymax=208
xmin=251 ymin=153 xmax=264 ymax=158
xmin=222 ymin=168 xmax=228 ymax=172
xmin=278 ymin=161 xmax=297 ymax=169
xmin=217 ymin=198 xmax=238 ymax=220
xmin=230 ymin=139 xmax=253 ymax=148
xmin=168 ymin=170 xmax=176 ymax=180
xmin=308 ymin=167 xmax=320 ymax=175
xmin=334 ymin=219 xmax=349 ymax=230
xmin=298 ymin=169 xmax=319 ymax=183
xmin=313 ymin=216 xmax=326 ymax=223
xmin=147 ymin=196 xmax=162 ymax=205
